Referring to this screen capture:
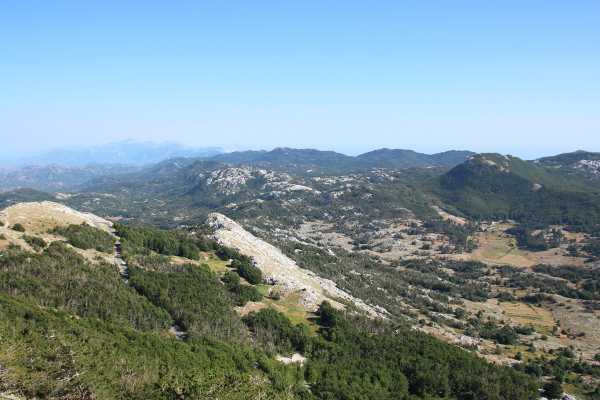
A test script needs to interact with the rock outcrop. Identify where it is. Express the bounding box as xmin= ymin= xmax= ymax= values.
xmin=205 ymin=212 xmax=385 ymax=317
